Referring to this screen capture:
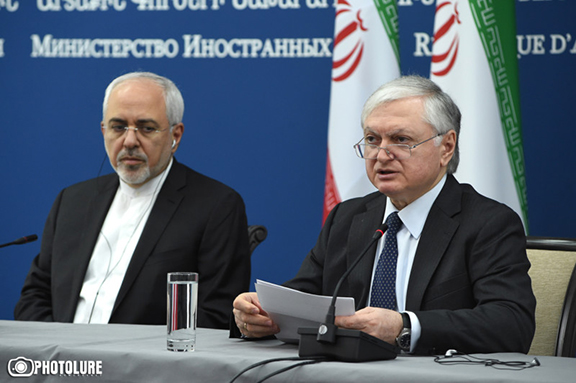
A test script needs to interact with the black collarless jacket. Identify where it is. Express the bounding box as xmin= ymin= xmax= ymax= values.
xmin=15 ymin=159 xmax=251 ymax=329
